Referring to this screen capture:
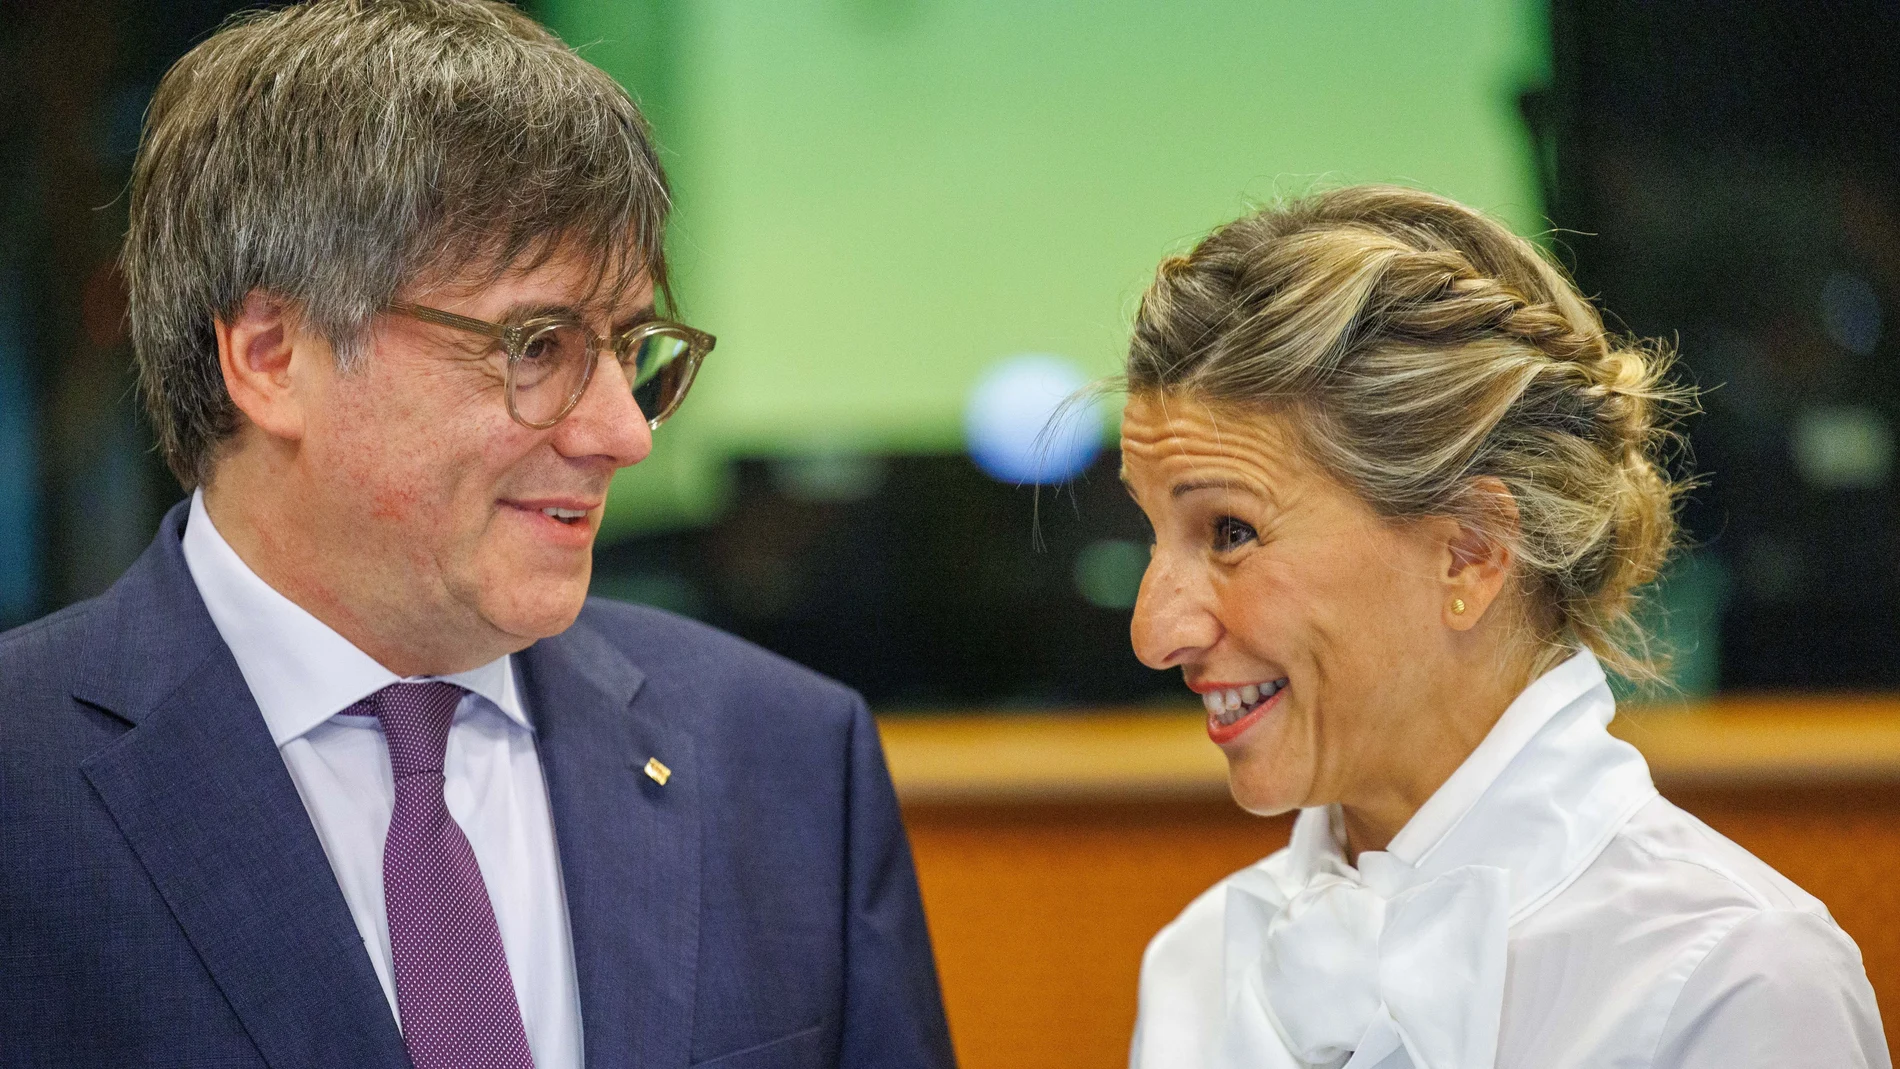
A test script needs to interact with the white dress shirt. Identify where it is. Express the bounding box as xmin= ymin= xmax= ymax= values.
xmin=181 ymin=490 xmax=584 ymax=1069
xmin=1131 ymin=650 xmax=1890 ymax=1069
